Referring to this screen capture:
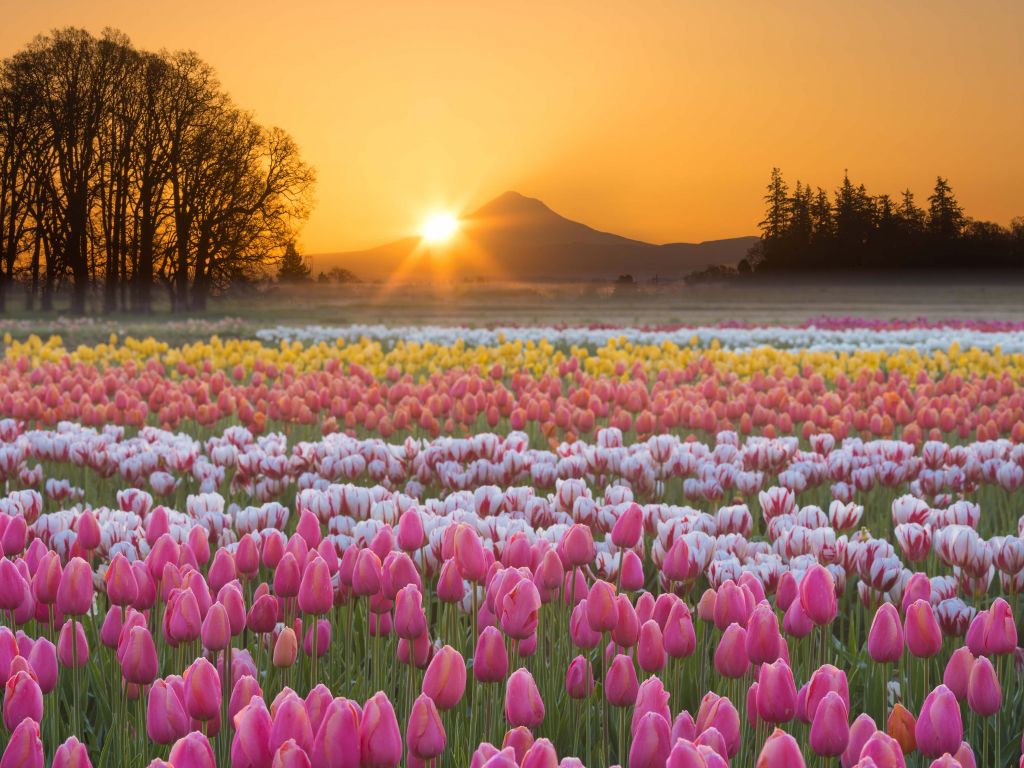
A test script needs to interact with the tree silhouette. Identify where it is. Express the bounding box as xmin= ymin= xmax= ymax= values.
xmin=277 ymin=242 xmax=310 ymax=283
xmin=745 ymin=169 xmax=1022 ymax=273
xmin=0 ymin=28 xmax=315 ymax=314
